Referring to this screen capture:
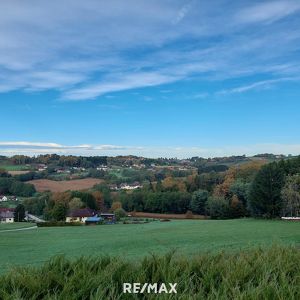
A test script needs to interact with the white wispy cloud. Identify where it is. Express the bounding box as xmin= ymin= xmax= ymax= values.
xmin=0 ymin=1 xmax=299 ymax=100
xmin=0 ymin=141 xmax=299 ymax=158
xmin=172 ymin=0 xmax=194 ymax=24
xmin=63 ymin=72 xmax=179 ymax=101
xmin=217 ymin=77 xmax=300 ymax=95
xmin=0 ymin=141 xmax=142 ymax=152
xmin=237 ymin=0 xmax=300 ymax=24
xmin=0 ymin=142 xmax=92 ymax=149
